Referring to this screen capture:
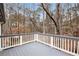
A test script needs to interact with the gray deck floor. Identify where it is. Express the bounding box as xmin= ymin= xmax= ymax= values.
xmin=0 ymin=42 xmax=72 ymax=56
